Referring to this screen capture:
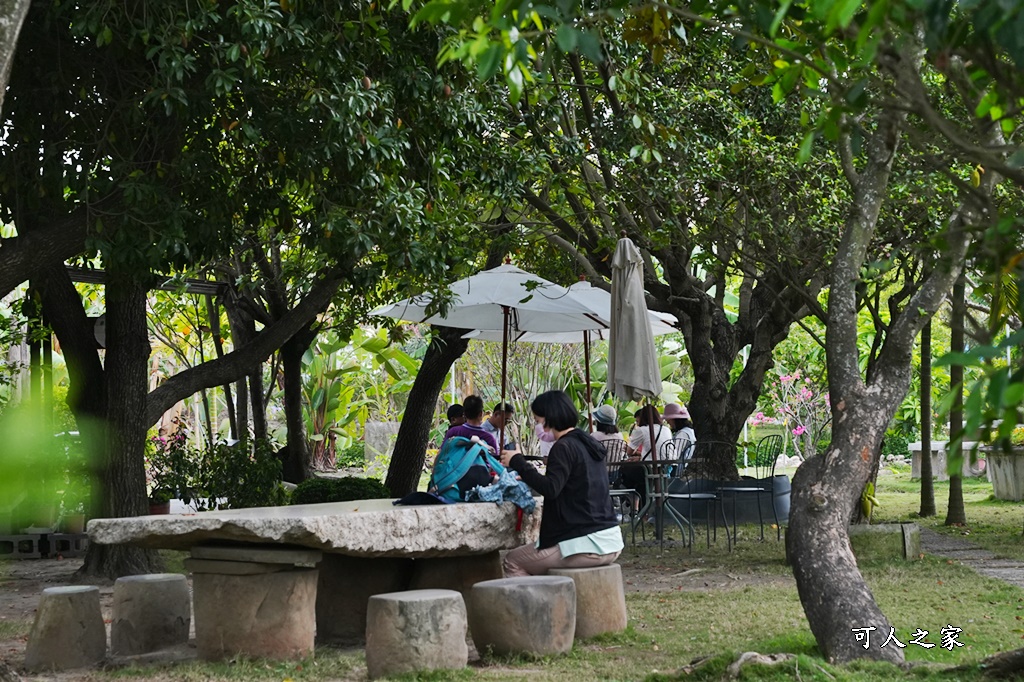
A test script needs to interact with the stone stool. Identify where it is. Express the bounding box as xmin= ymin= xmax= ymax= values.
xmin=549 ymin=564 xmax=627 ymax=639
xmin=111 ymin=573 xmax=191 ymax=655
xmin=24 ymin=586 xmax=106 ymax=672
xmin=365 ymin=589 xmax=468 ymax=680
xmin=467 ymin=576 xmax=575 ymax=657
